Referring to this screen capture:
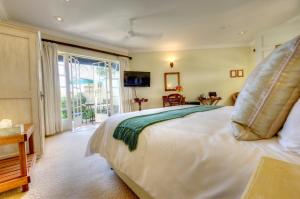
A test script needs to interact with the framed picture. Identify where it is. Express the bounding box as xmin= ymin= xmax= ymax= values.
xmin=237 ymin=69 xmax=244 ymax=77
xmin=230 ymin=70 xmax=237 ymax=78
